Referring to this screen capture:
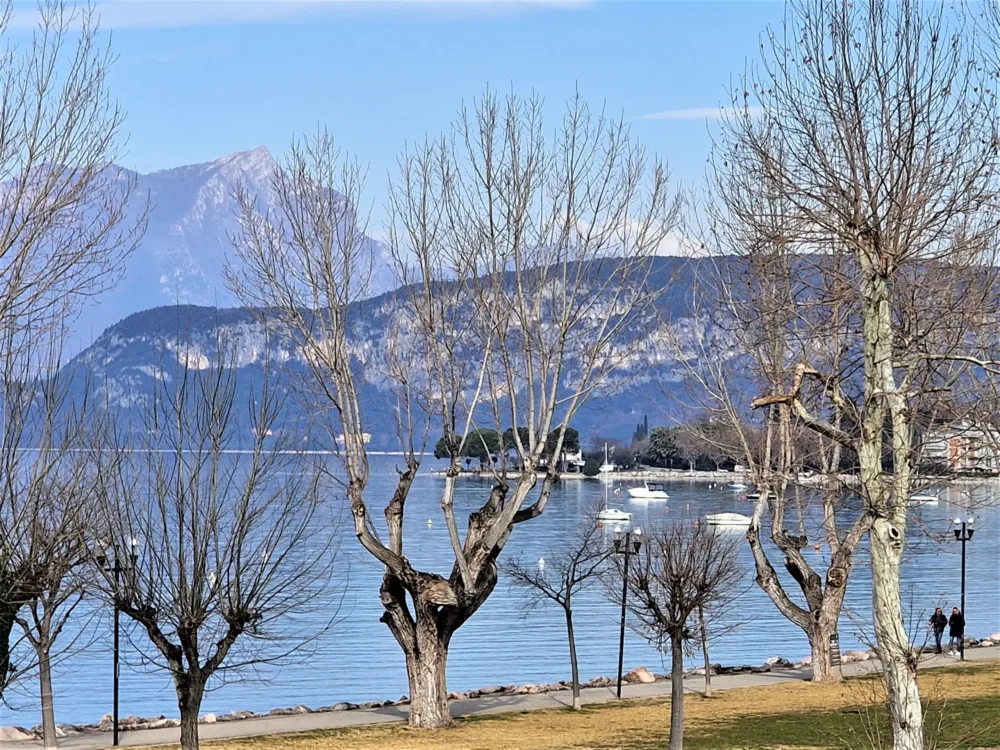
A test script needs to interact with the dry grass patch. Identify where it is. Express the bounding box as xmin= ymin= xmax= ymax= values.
xmin=159 ymin=662 xmax=999 ymax=750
